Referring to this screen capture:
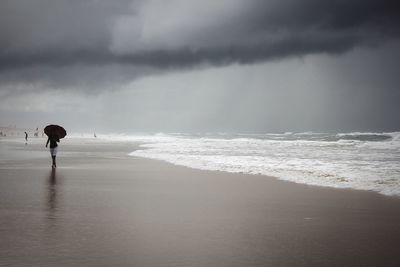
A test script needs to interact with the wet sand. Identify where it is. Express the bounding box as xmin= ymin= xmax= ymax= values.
xmin=1 ymin=139 xmax=400 ymax=266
